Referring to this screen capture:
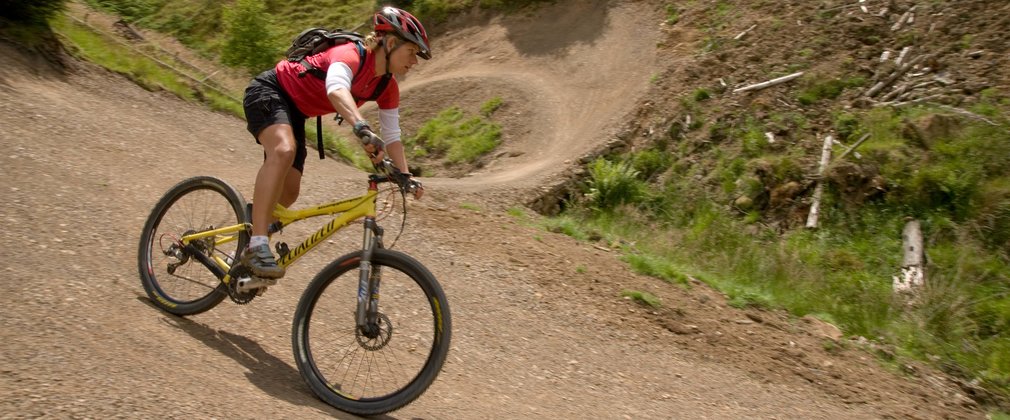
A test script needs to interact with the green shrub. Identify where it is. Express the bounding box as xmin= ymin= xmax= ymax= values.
xmin=629 ymin=149 xmax=670 ymax=180
xmin=221 ymin=0 xmax=280 ymax=76
xmin=585 ymin=158 xmax=647 ymax=212
xmin=693 ymin=88 xmax=711 ymax=102
xmin=85 ymin=0 xmax=156 ymax=22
